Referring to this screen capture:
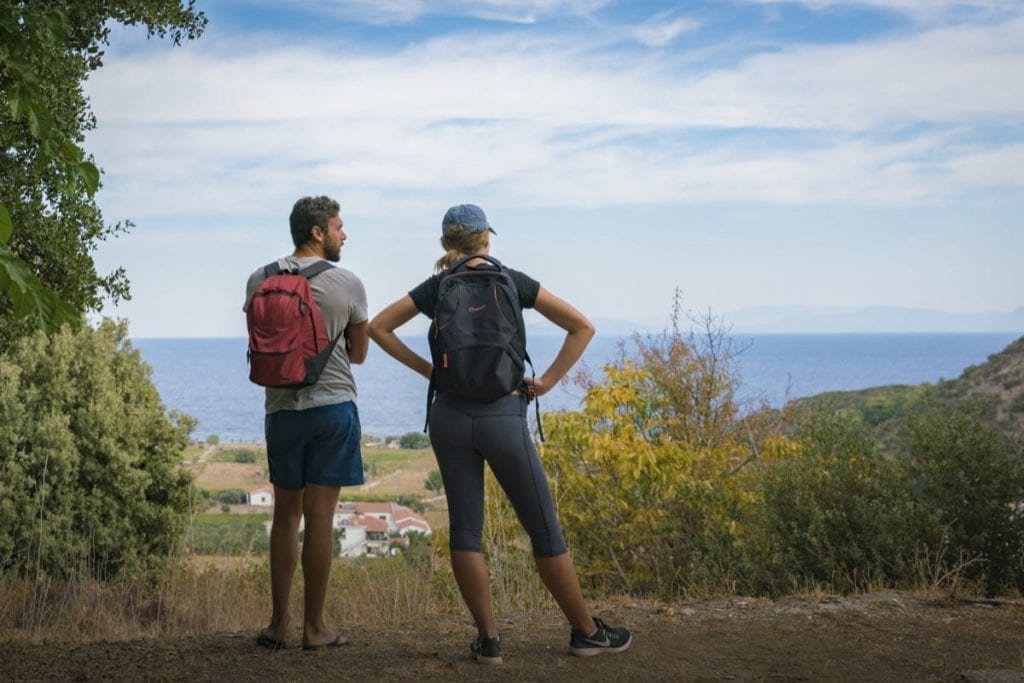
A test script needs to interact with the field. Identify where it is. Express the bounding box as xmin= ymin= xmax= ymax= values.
xmin=186 ymin=441 xmax=447 ymax=531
